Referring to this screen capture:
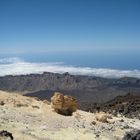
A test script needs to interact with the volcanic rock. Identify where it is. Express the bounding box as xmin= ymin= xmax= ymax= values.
xmin=123 ymin=129 xmax=140 ymax=140
xmin=51 ymin=92 xmax=78 ymax=115
xmin=0 ymin=130 xmax=13 ymax=140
